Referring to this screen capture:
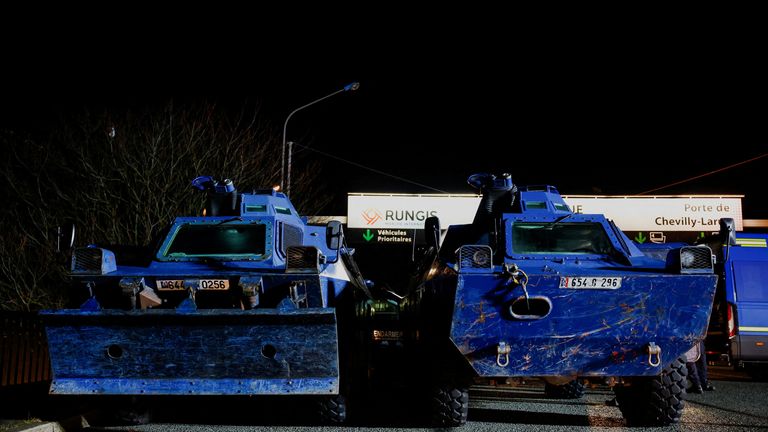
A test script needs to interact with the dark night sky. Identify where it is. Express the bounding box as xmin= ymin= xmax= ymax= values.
xmin=3 ymin=24 xmax=767 ymax=218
